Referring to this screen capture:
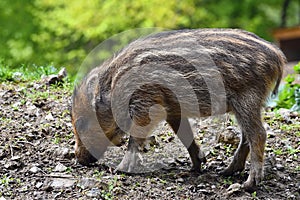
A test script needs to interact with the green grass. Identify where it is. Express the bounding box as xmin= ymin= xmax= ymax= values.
xmin=93 ymin=170 xmax=105 ymax=180
xmin=53 ymin=133 xmax=61 ymax=144
xmin=0 ymin=174 xmax=21 ymax=189
xmin=101 ymin=175 xmax=118 ymax=200
xmin=252 ymin=191 xmax=257 ymax=199
xmin=222 ymin=177 xmax=233 ymax=186
xmin=0 ymin=175 xmax=13 ymax=187
xmin=0 ymin=60 xmax=63 ymax=82
xmin=273 ymin=148 xmax=283 ymax=155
